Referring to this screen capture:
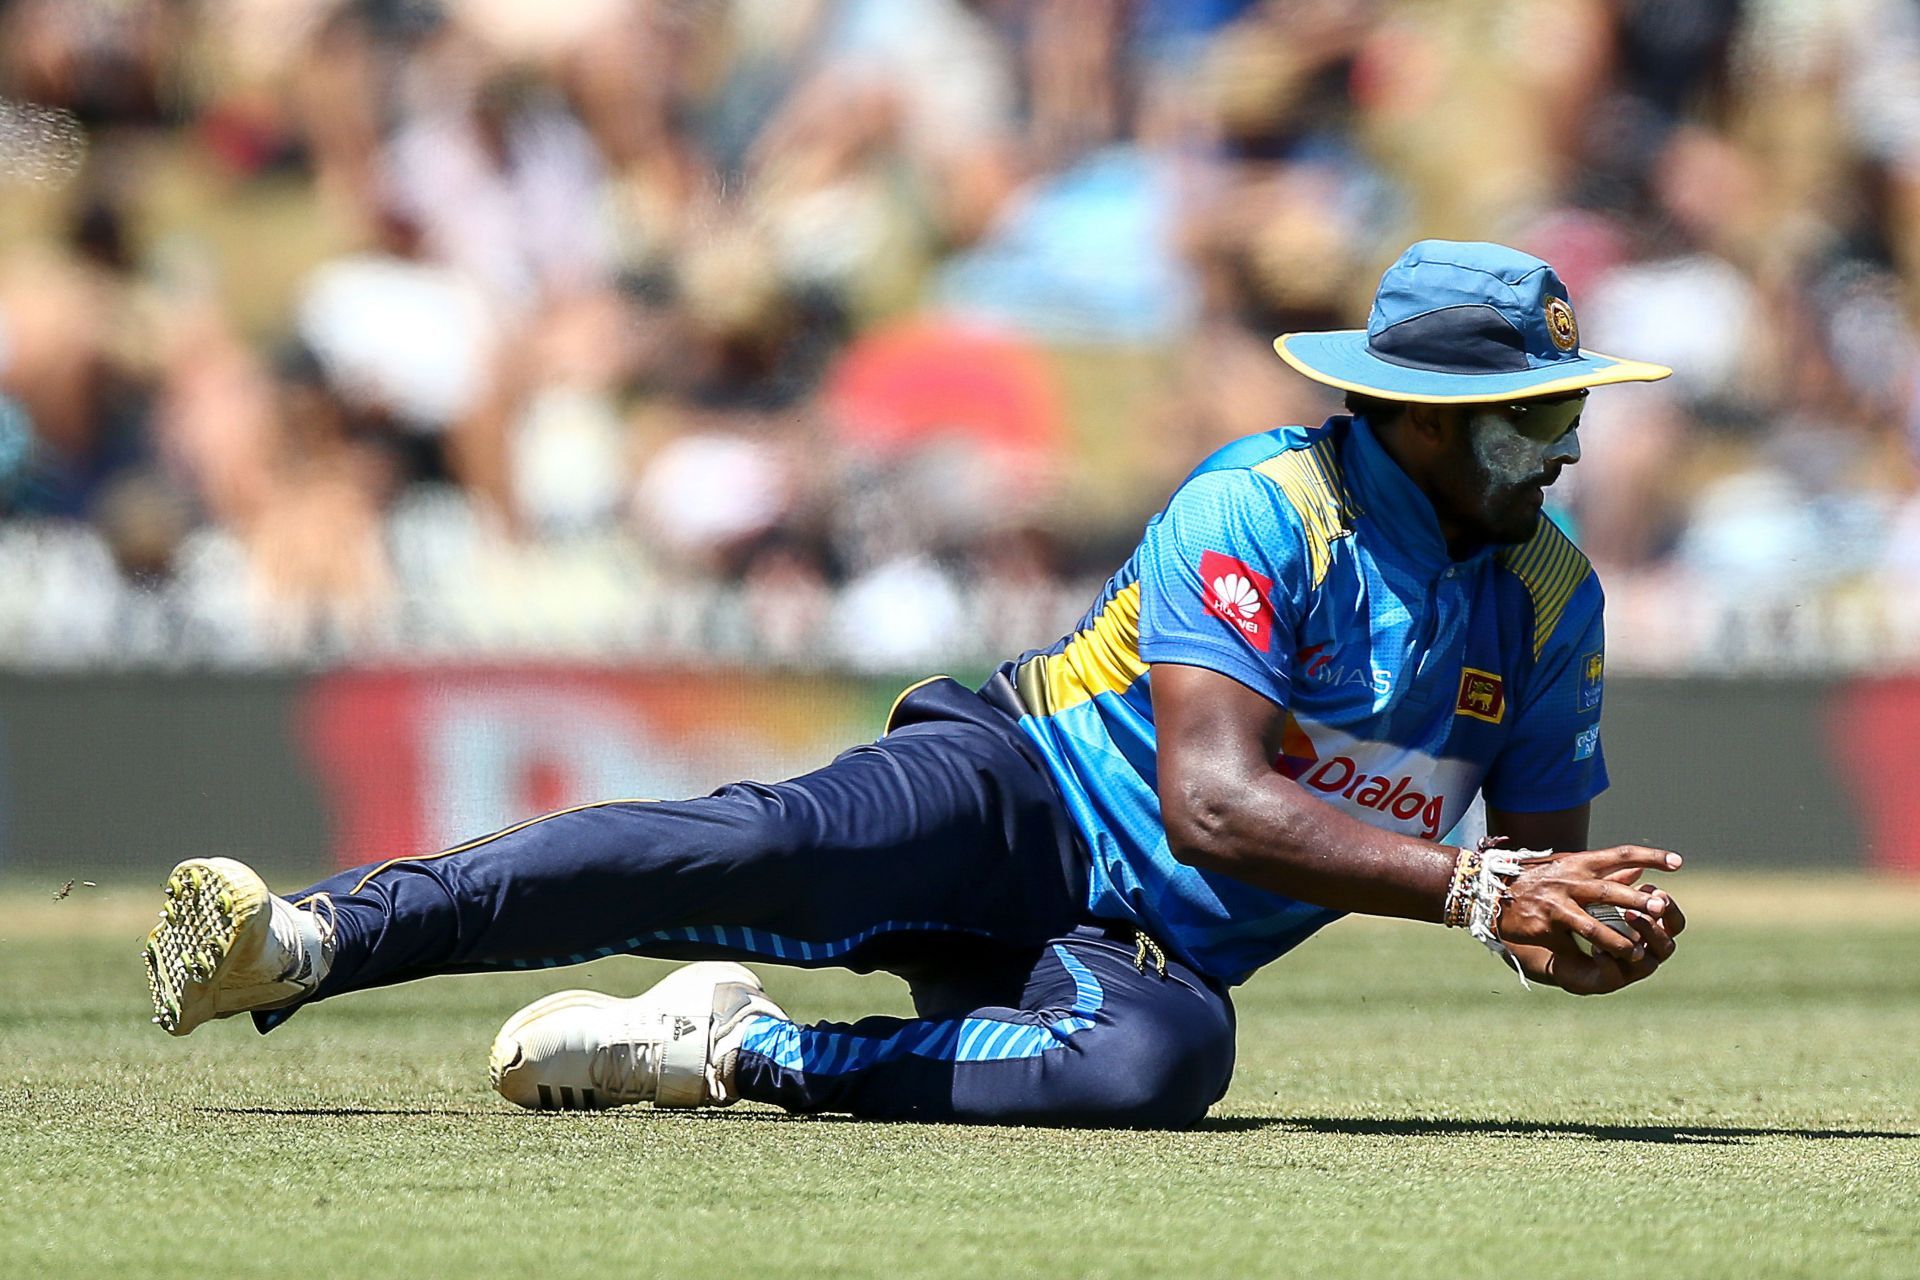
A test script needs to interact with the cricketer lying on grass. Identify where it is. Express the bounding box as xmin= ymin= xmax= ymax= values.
xmin=144 ymin=240 xmax=1689 ymax=1129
